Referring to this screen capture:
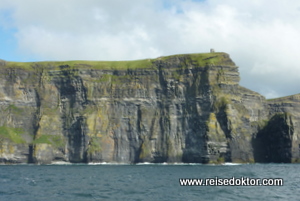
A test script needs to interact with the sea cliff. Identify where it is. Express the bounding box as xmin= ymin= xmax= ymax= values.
xmin=0 ymin=52 xmax=299 ymax=164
